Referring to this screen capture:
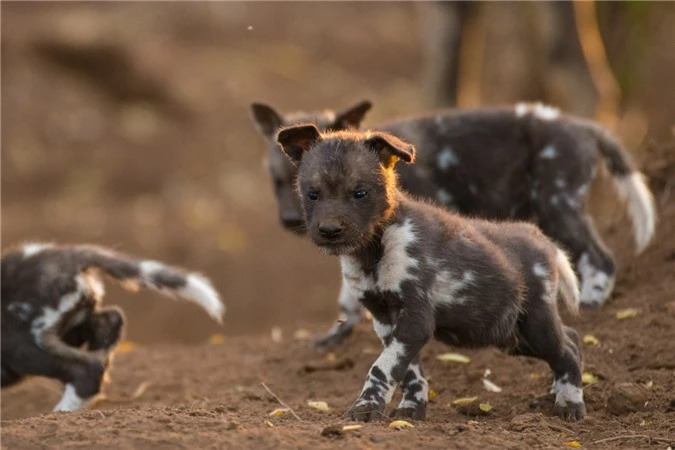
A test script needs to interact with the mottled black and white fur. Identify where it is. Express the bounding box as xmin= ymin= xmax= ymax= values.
xmin=252 ymin=101 xmax=656 ymax=348
xmin=1 ymin=243 xmax=224 ymax=412
xmin=277 ymin=125 xmax=586 ymax=422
